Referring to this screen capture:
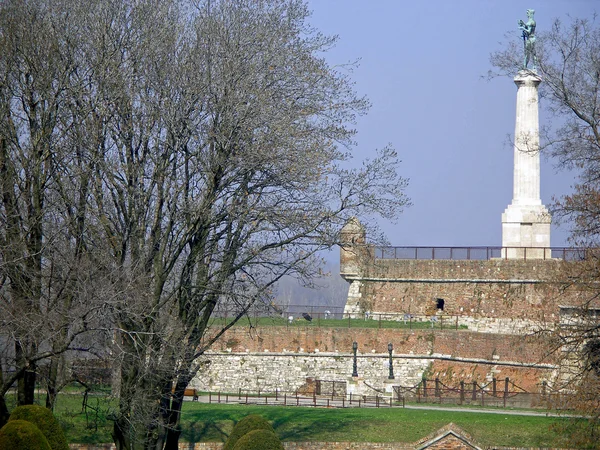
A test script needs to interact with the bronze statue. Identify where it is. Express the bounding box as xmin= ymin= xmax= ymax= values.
xmin=518 ymin=9 xmax=537 ymax=70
